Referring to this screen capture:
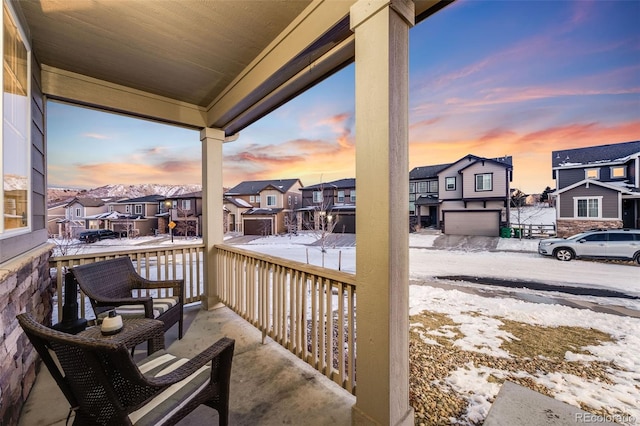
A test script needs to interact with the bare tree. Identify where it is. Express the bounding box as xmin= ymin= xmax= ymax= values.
xmin=302 ymin=183 xmax=339 ymax=252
